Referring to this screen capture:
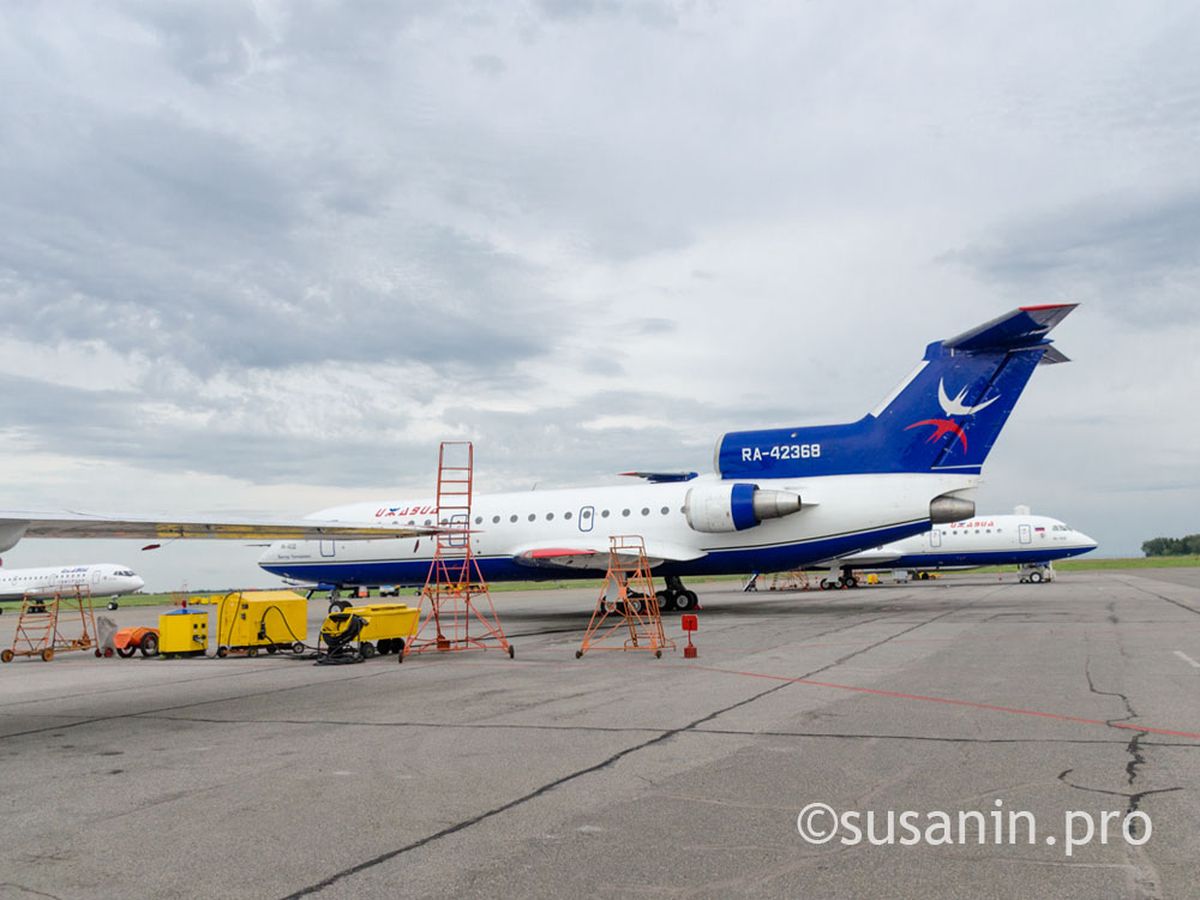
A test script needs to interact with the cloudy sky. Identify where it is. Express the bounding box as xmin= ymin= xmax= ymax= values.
xmin=1 ymin=1 xmax=1197 ymax=590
